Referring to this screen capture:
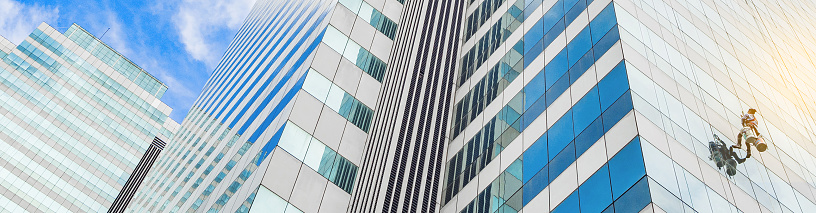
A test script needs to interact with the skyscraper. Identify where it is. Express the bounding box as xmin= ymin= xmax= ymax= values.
xmin=0 ymin=23 xmax=177 ymax=212
xmin=132 ymin=0 xmax=816 ymax=212
xmin=441 ymin=0 xmax=816 ymax=212
xmin=130 ymin=0 xmax=395 ymax=211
